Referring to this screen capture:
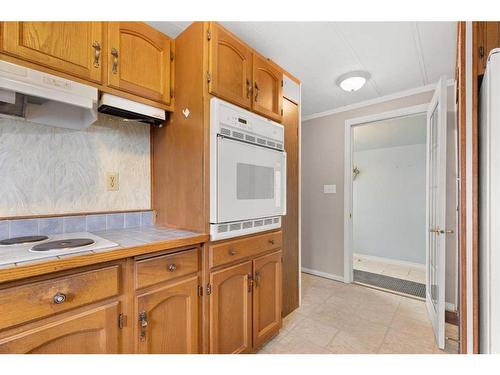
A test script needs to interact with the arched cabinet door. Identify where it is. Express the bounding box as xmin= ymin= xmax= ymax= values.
xmin=107 ymin=22 xmax=173 ymax=105
xmin=208 ymin=22 xmax=253 ymax=109
xmin=136 ymin=276 xmax=199 ymax=354
xmin=253 ymin=251 xmax=282 ymax=348
xmin=252 ymin=54 xmax=283 ymax=122
xmin=0 ymin=302 xmax=121 ymax=354
xmin=209 ymin=261 xmax=252 ymax=354
xmin=1 ymin=22 xmax=104 ymax=83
